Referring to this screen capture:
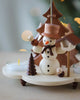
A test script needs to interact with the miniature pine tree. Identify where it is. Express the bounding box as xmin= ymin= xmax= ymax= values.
xmin=28 ymin=53 xmax=37 ymax=75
